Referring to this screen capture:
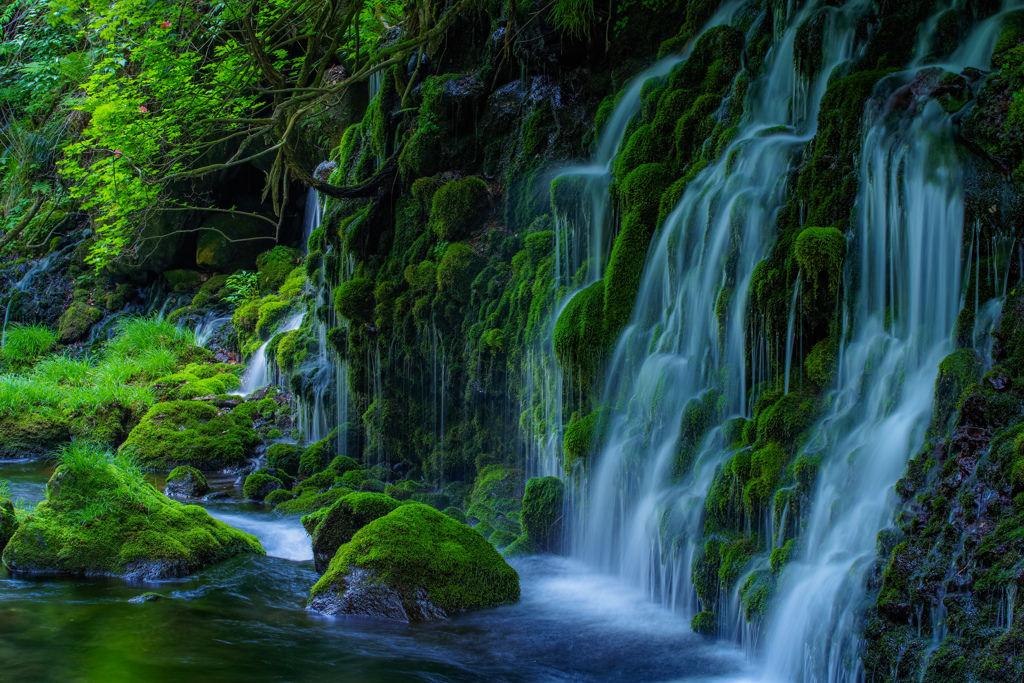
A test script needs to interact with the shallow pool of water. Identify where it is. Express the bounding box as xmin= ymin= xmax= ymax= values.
xmin=0 ymin=459 xmax=754 ymax=682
